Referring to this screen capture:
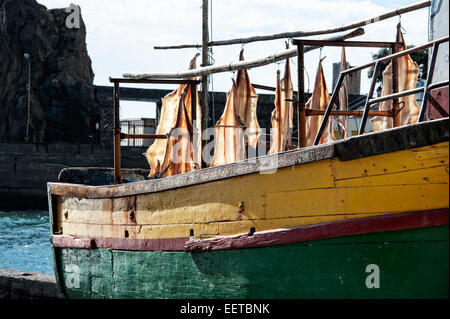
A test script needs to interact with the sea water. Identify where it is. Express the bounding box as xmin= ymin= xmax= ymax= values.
xmin=0 ymin=210 xmax=53 ymax=274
